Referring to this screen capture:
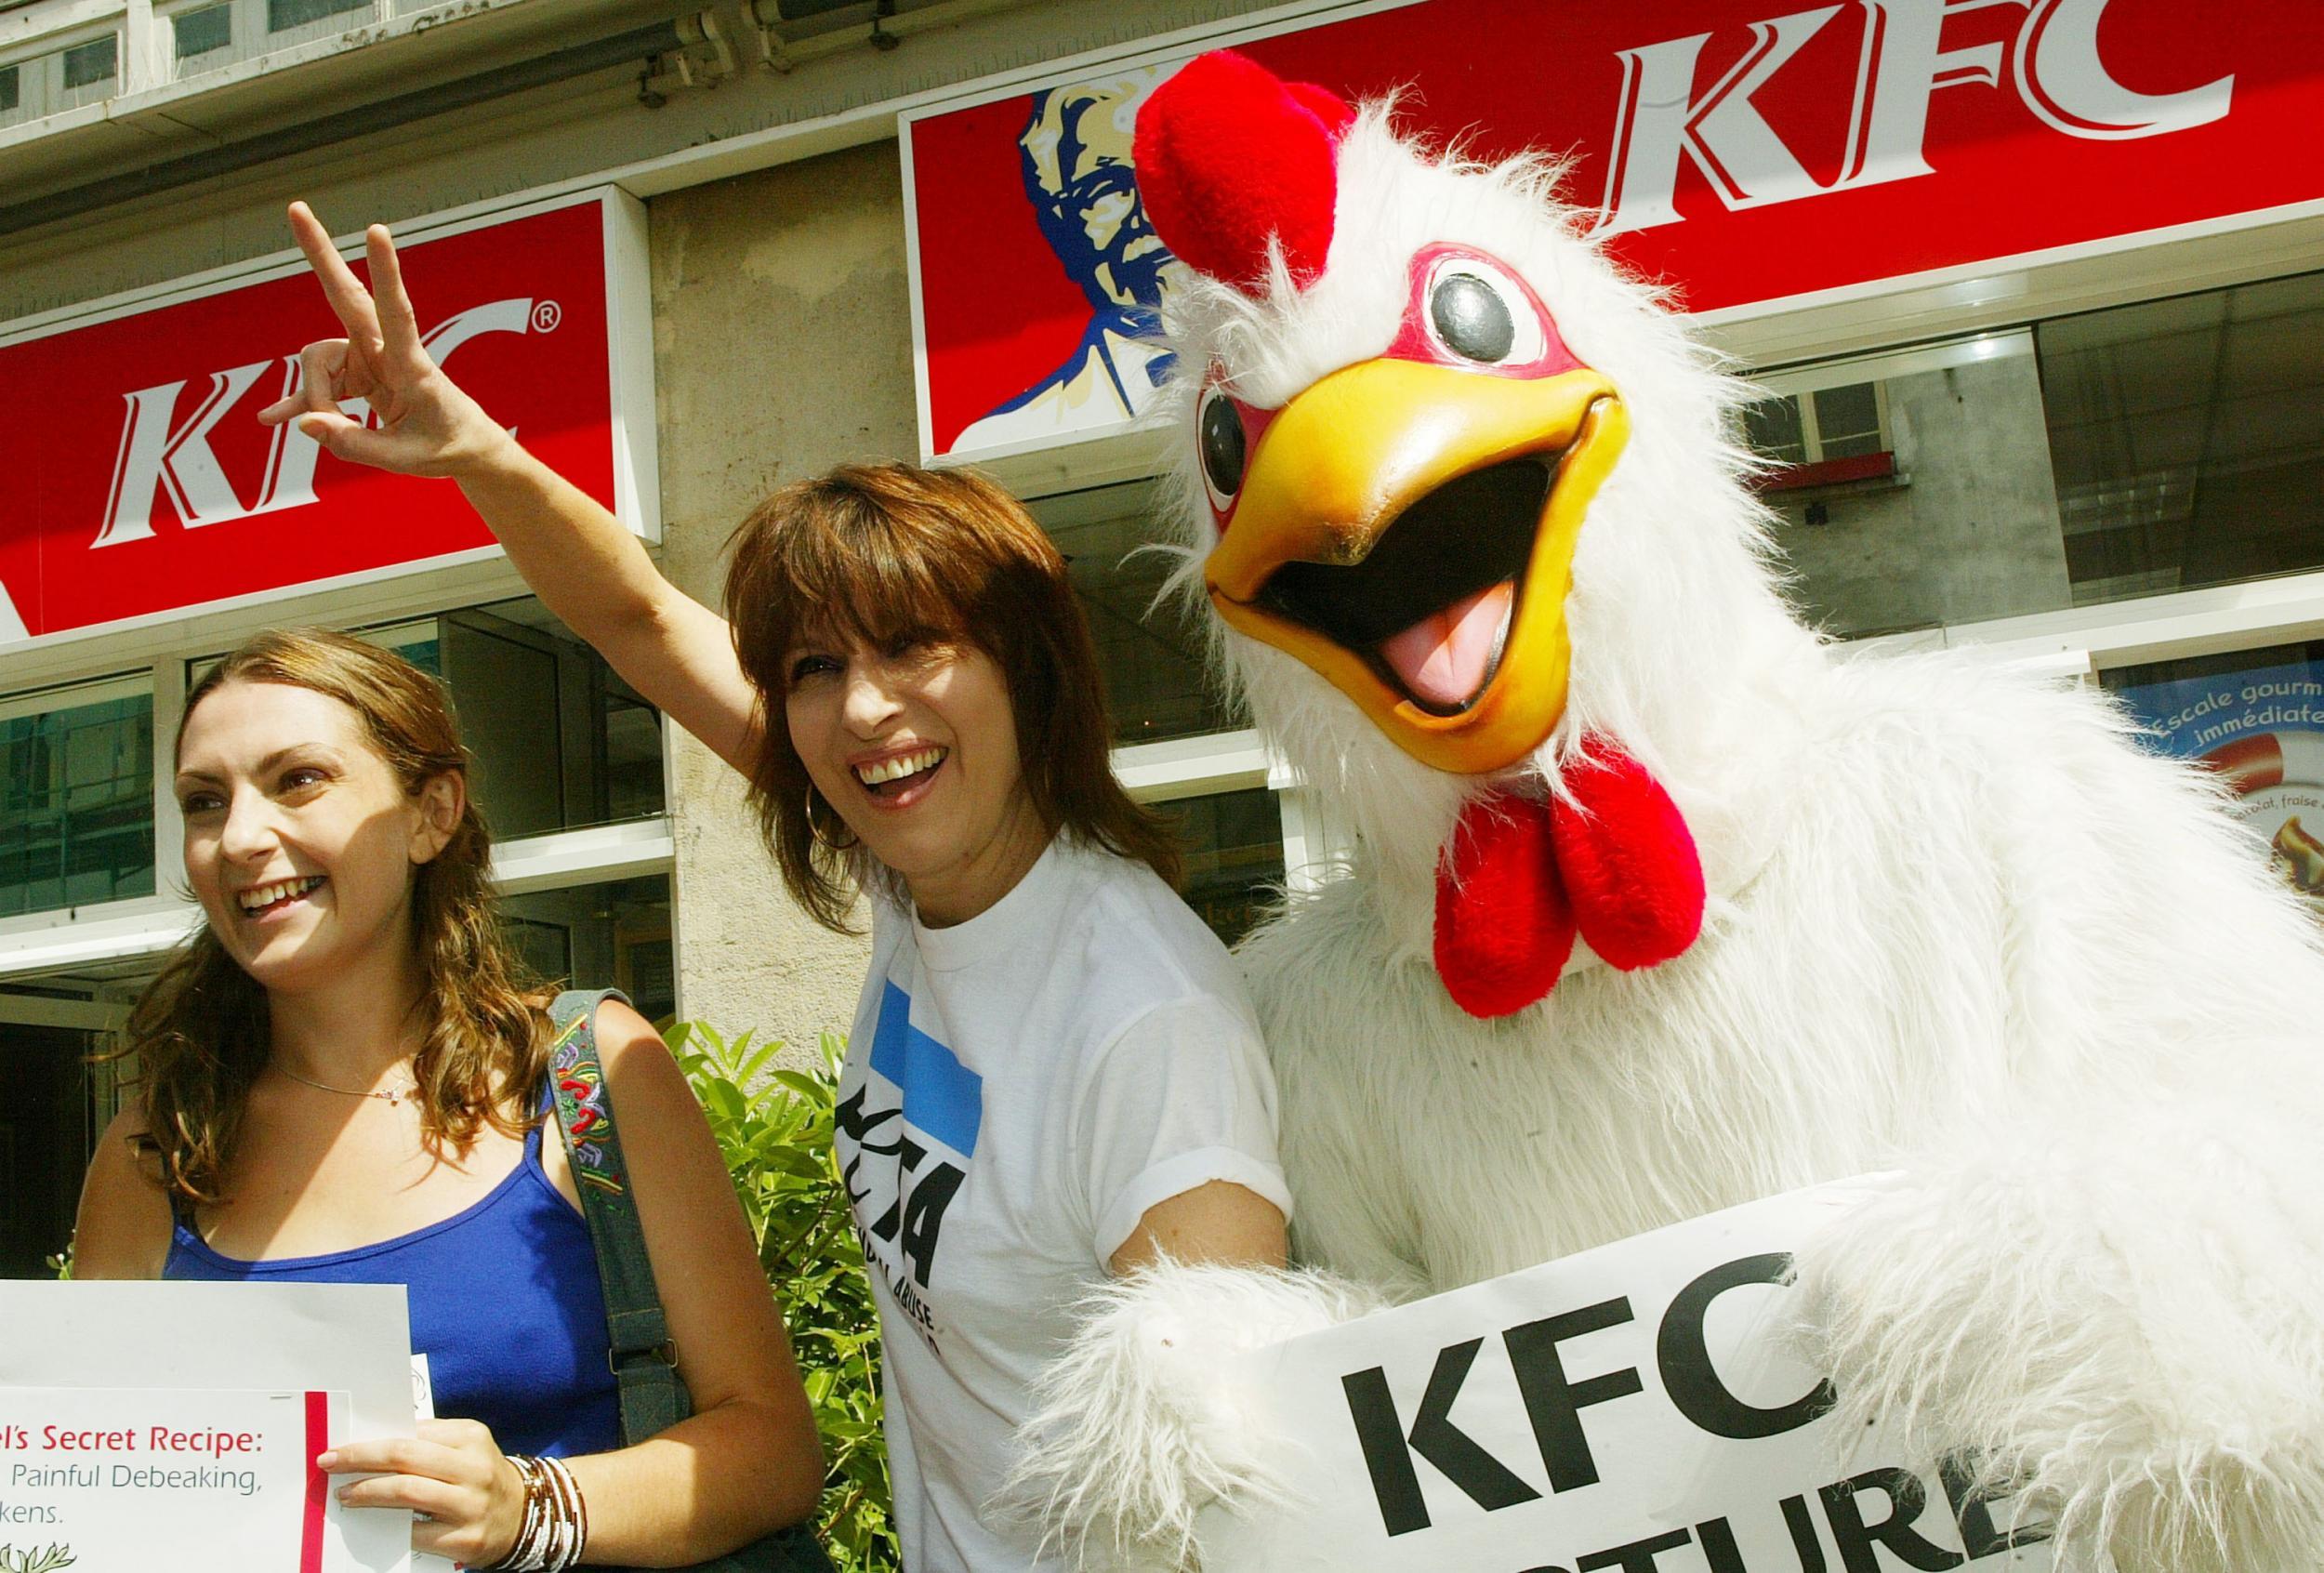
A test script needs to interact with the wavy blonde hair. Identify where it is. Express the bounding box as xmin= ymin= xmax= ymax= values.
xmin=128 ymin=628 xmax=548 ymax=1205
